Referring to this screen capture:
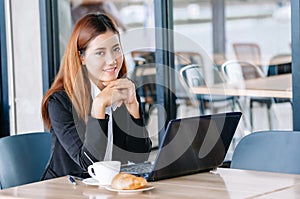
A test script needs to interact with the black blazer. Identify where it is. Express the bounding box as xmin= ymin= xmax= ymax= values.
xmin=42 ymin=90 xmax=152 ymax=180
